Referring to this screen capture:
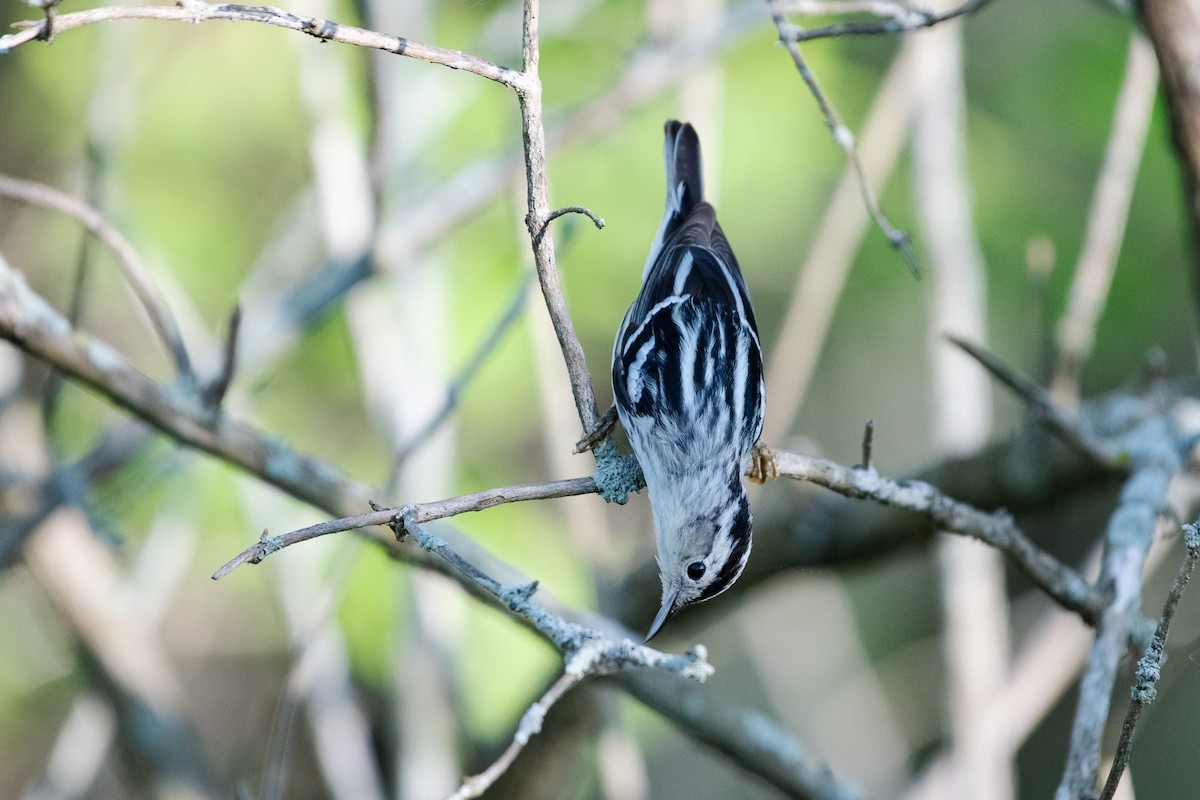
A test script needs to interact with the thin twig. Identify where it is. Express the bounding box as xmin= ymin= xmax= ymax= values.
xmin=1098 ymin=520 xmax=1200 ymax=800
xmin=772 ymin=449 xmax=1107 ymax=623
xmin=948 ymin=335 xmax=1123 ymax=467
xmin=1051 ymin=33 xmax=1159 ymax=407
xmin=0 ymin=254 xmax=368 ymax=516
xmin=0 ymin=174 xmax=194 ymax=385
xmin=0 ymin=2 xmax=531 ymax=90
xmin=772 ymin=0 xmax=996 ymax=41
xmin=516 ymin=0 xmax=602 ymax=435
xmin=767 ymin=3 xmax=917 ymax=274
xmin=386 ymin=273 xmax=534 ymax=485
xmin=0 ymin=253 xmax=1112 ymax=627
xmin=201 ymin=304 xmax=241 ymax=409
xmin=762 ymin=40 xmax=917 ymax=442
xmin=859 ymin=419 xmax=874 ymax=470
xmin=533 ymin=205 xmax=606 ymax=248
xmin=236 ymin=2 xmax=762 ymax=372
xmin=447 ymin=670 xmax=583 ymax=800
xmin=211 ymin=476 xmax=598 ymax=579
